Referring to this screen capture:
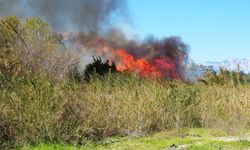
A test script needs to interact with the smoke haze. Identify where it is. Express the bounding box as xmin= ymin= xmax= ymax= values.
xmin=0 ymin=0 xmax=127 ymax=32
